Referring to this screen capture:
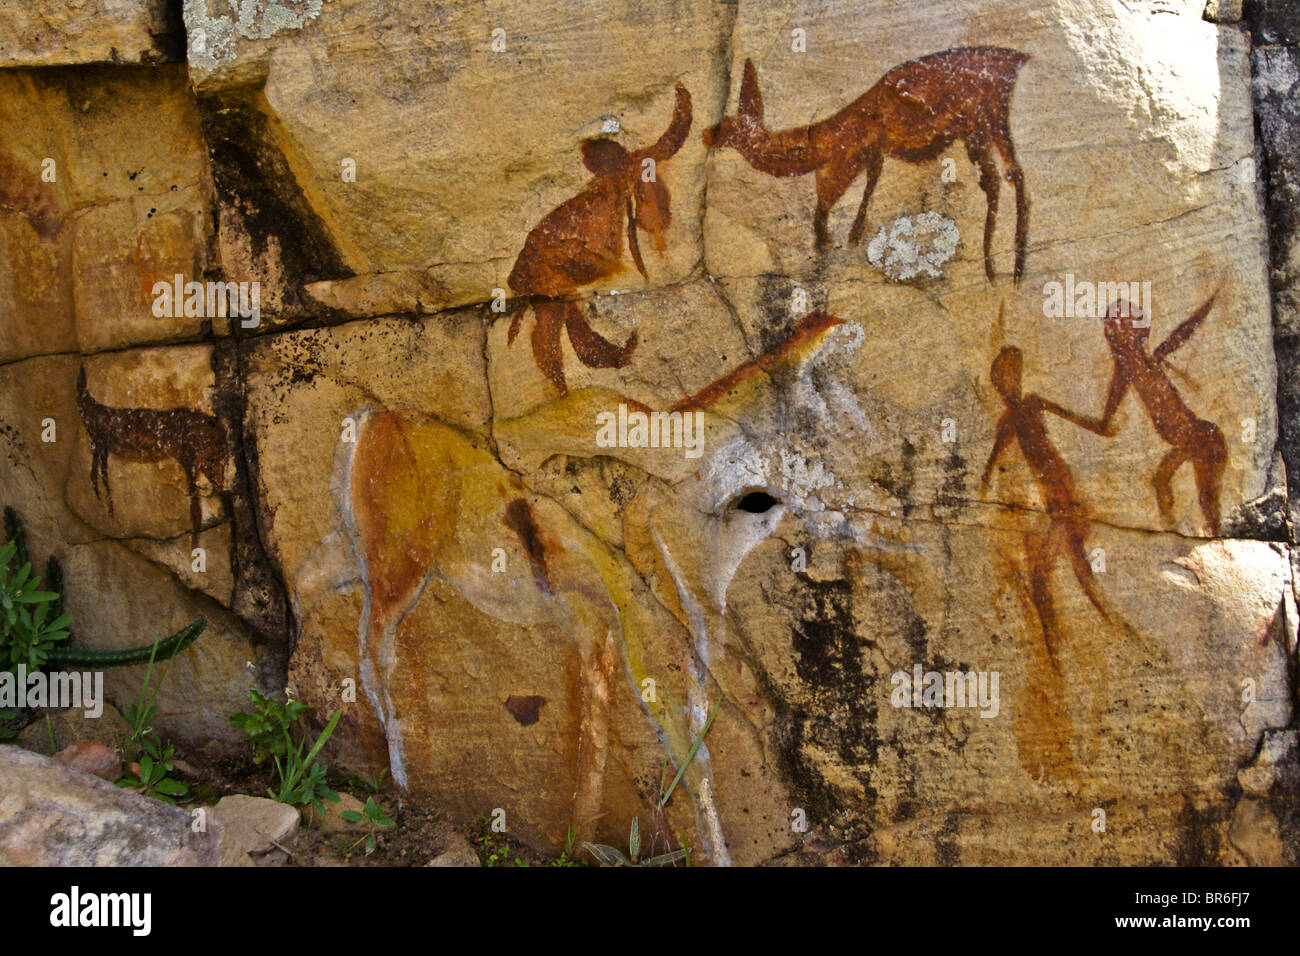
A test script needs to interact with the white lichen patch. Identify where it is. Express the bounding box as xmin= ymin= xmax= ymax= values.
xmin=184 ymin=0 xmax=330 ymax=71
xmin=866 ymin=211 xmax=959 ymax=281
